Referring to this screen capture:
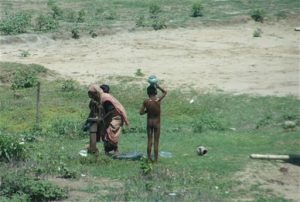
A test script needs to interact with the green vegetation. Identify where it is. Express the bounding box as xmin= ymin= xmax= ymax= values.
xmin=251 ymin=9 xmax=265 ymax=23
xmin=0 ymin=62 xmax=299 ymax=201
xmin=253 ymin=28 xmax=263 ymax=37
xmin=0 ymin=0 xmax=298 ymax=36
xmin=0 ymin=172 xmax=68 ymax=201
xmin=191 ymin=2 xmax=204 ymax=17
